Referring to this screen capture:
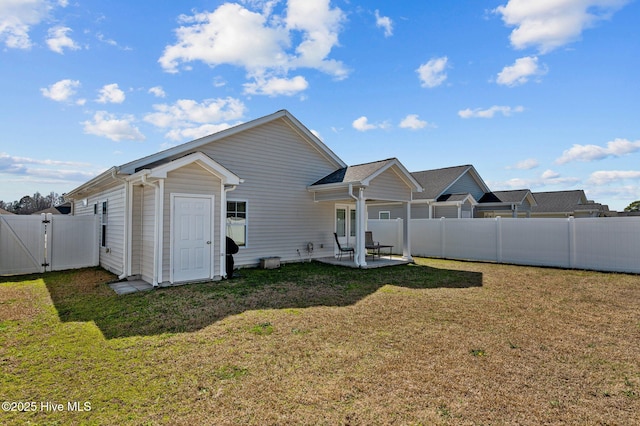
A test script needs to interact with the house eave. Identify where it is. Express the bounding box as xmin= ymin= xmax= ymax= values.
xmin=64 ymin=166 xmax=124 ymax=199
